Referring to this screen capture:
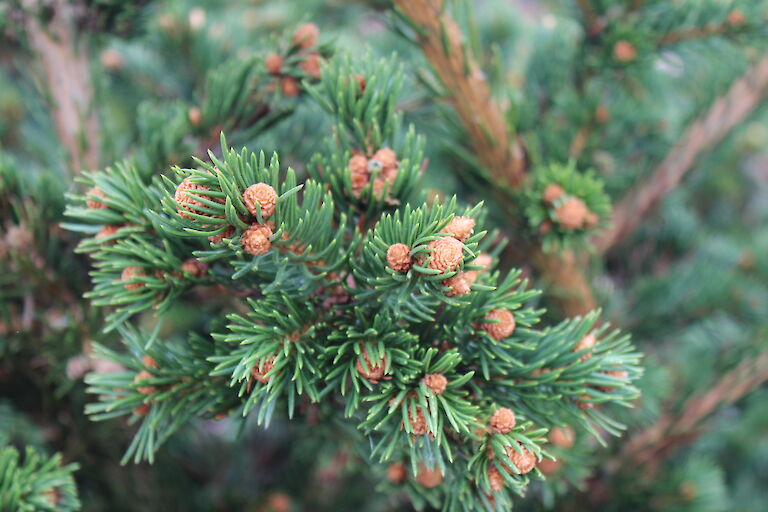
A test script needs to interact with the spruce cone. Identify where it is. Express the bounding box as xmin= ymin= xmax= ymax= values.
xmin=426 ymin=237 xmax=464 ymax=273
xmin=292 ymin=23 xmax=319 ymax=49
xmin=142 ymin=355 xmax=159 ymax=369
xmin=481 ymin=309 xmax=516 ymax=340
xmin=387 ymin=243 xmax=412 ymax=272
xmin=355 ymin=348 xmax=386 ymax=382
xmin=243 ymin=182 xmax=278 ymax=218
xmin=490 ymin=408 xmax=516 ymax=434
xmin=134 ymin=370 xmax=156 ymax=395
xmin=96 ymin=225 xmax=120 ymax=239
xmin=251 ymin=356 xmax=277 ymax=384
xmin=208 ymin=225 xmax=234 ymax=244
xmin=265 ymin=53 xmax=283 ymax=74
xmin=86 ymin=187 xmax=107 ymax=209
xmin=241 ymin=223 xmax=273 ymax=256
xmin=443 ymin=216 xmax=475 ymax=242
xmin=543 ymin=184 xmax=564 ymax=205
xmin=614 ymin=40 xmax=637 ymax=62
xmin=549 ymin=426 xmax=574 ymax=449
xmin=487 ymin=466 xmax=504 ymax=492
xmin=121 ymin=266 xmax=146 ymax=291
xmin=422 ymin=373 xmax=448 ymax=395
xmin=555 ymin=197 xmax=589 ymax=229
xmin=504 ymin=444 xmax=537 ymax=474
xmin=300 ymin=53 xmax=322 ymax=78
xmin=443 ymin=272 xmax=471 ymax=296
xmin=408 ymin=407 xmax=428 ymax=436
xmin=387 ymin=463 xmax=407 ymax=484
xmin=281 ymin=77 xmax=299 ymax=97
xmin=175 ymin=177 xmax=211 ymax=218
xmin=415 ymin=465 xmax=443 ymax=488
xmin=573 ymin=333 xmax=596 ymax=361
xmin=181 ymin=258 xmax=208 ymax=278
